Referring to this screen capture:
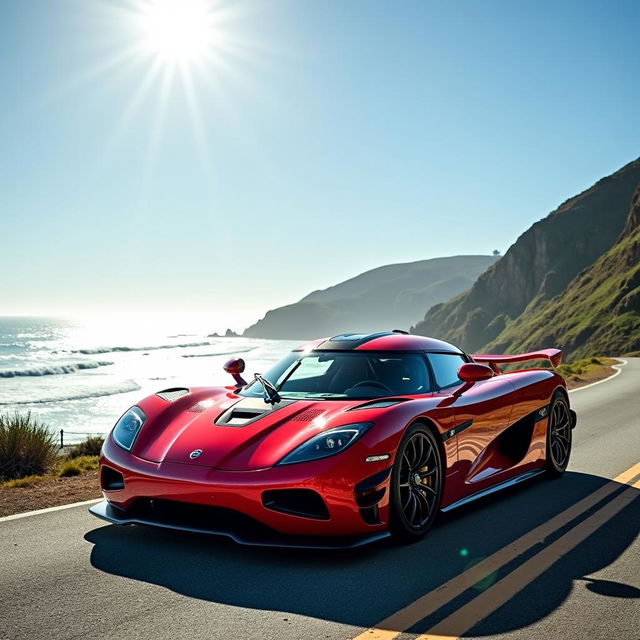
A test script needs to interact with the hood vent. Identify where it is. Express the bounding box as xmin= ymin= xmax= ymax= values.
xmin=187 ymin=401 xmax=209 ymax=413
xmin=156 ymin=388 xmax=190 ymax=402
xmin=291 ymin=408 xmax=324 ymax=422
xmin=214 ymin=397 xmax=296 ymax=427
